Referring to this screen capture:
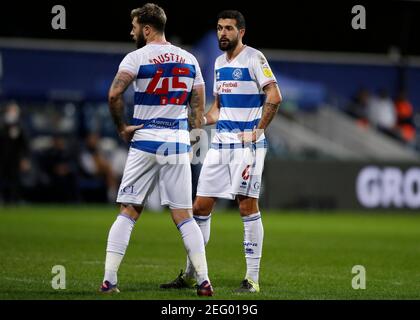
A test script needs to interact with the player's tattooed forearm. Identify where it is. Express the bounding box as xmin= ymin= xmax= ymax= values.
xmin=258 ymin=82 xmax=281 ymax=130
xmin=189 ymin=89 xmax=204 ymax=129
xmin=258 ymin=102 xmax=280 ymax=130
xmin=109 ymin=97 xmax=126 ymax=131
xmin=111 ymin=78 xmax=128 ymax=89
xmin=264 ymin=102 xmax=280 ymax=110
